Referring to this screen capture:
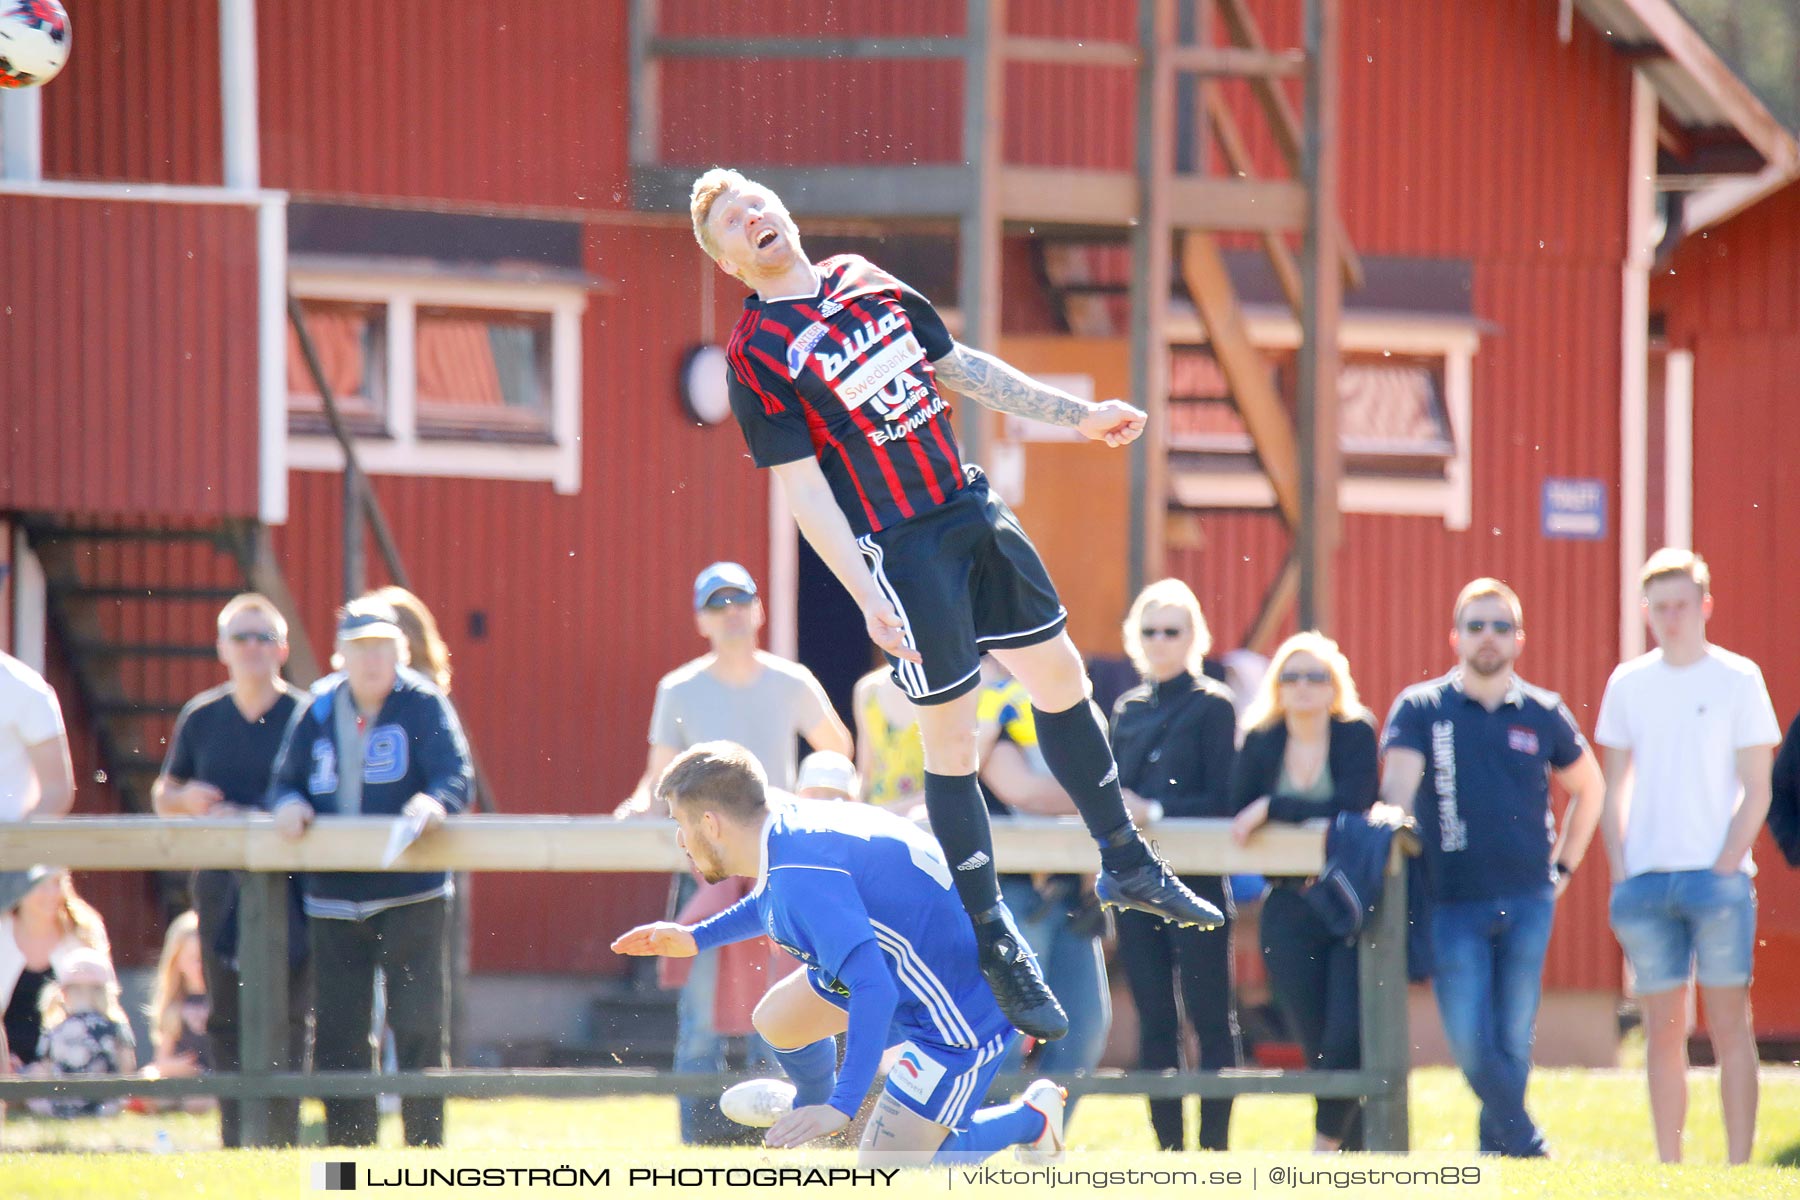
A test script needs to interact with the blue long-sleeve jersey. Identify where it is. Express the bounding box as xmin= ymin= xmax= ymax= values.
xmin=691 ymin=796 xmax=1011 ymax=1113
